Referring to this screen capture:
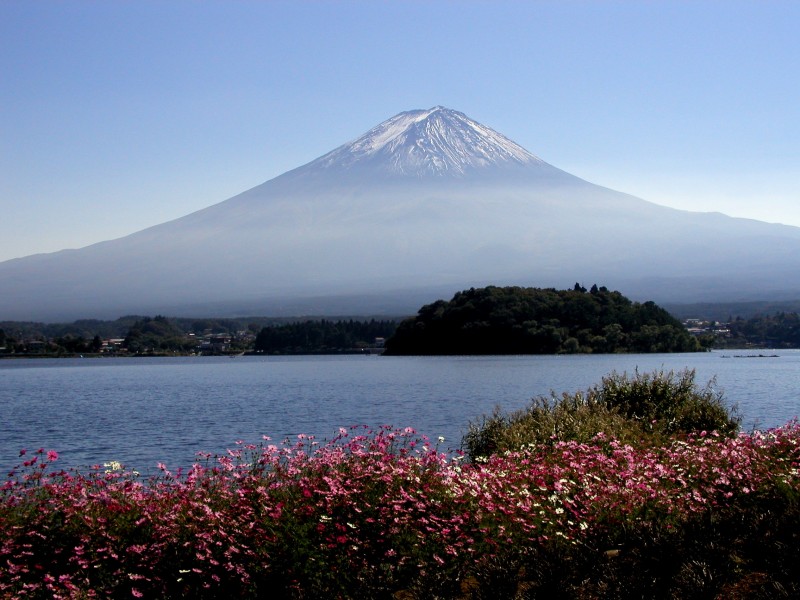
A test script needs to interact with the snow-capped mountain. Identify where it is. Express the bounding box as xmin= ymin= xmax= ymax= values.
xmin=2 ymin=106 xmax=800 ymax=321
xmin=310 ymin=106 xmax=546 ymax=176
